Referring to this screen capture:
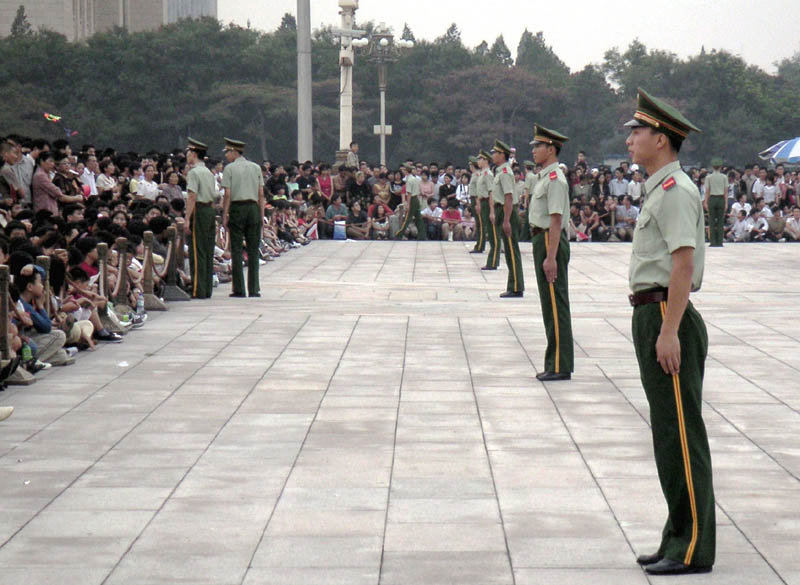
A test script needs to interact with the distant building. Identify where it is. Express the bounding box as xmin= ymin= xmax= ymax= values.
xmin=0 ymin=0 xmax=217 ymax=41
